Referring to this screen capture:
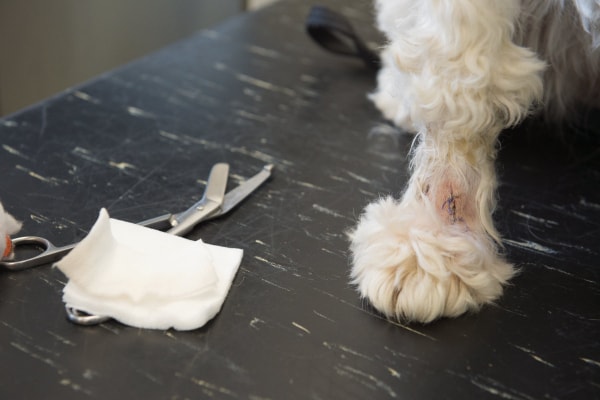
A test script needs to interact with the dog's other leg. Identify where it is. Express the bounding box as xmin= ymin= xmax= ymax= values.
xmin=369 ymin=47 xmax=417 ymax=133
xmin=350 ymin=0 xmax=546 ymax=323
